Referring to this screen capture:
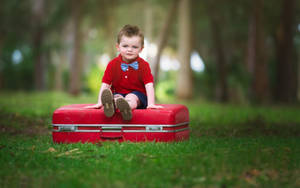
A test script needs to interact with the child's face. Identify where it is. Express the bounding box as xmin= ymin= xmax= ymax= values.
xmin=116 ymin=36 xmax=143 ymax=62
